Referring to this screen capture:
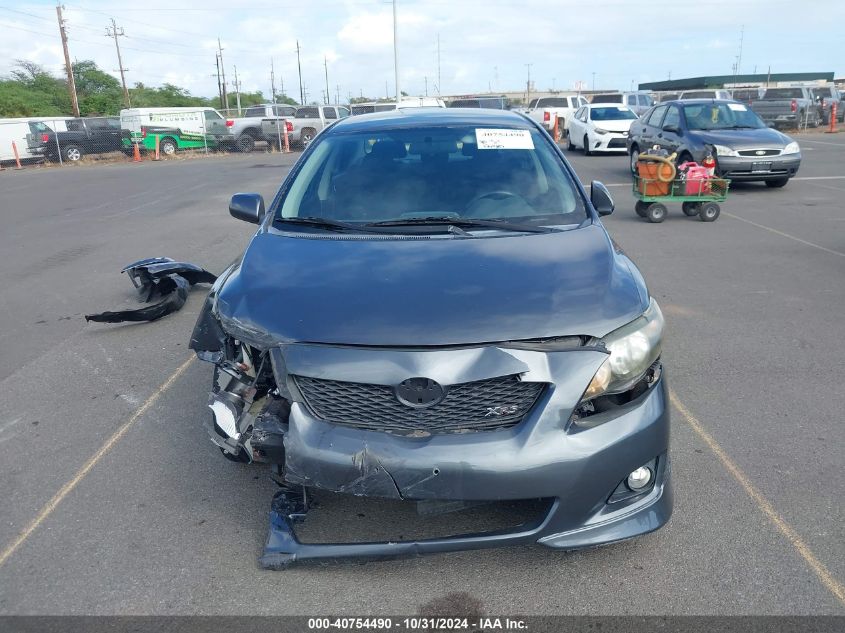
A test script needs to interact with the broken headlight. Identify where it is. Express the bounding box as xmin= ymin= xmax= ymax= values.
xmin=583 ymin=298 xmax=664 ymax=400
